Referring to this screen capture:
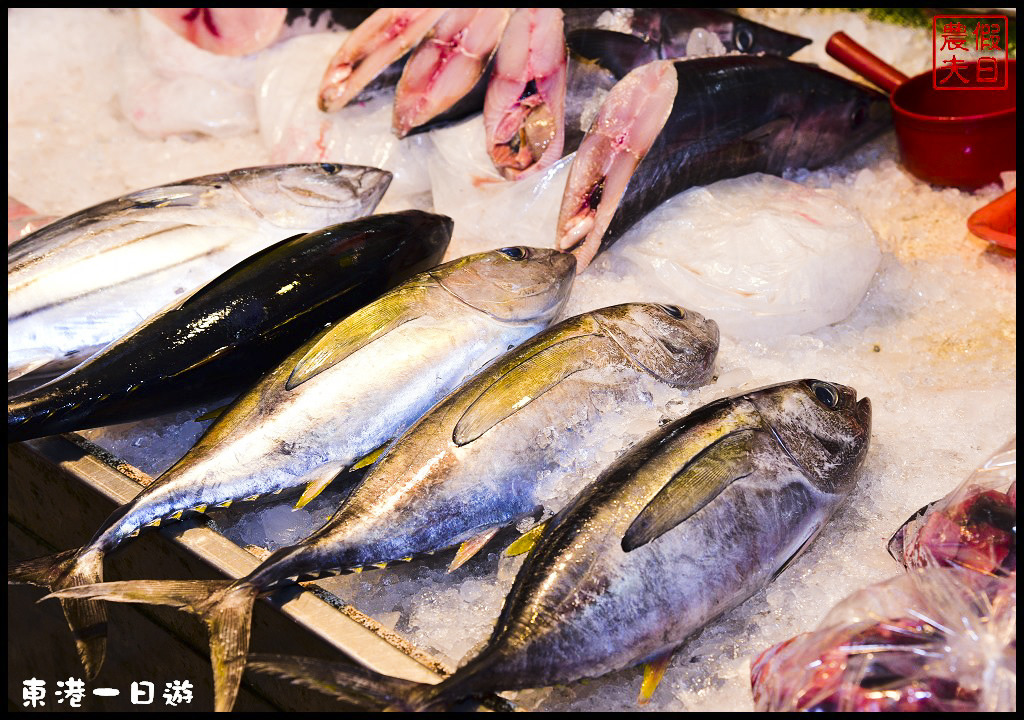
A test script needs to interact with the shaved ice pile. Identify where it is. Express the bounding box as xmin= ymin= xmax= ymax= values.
xmin=8 ymin=8 xmax=1016 ymax=712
